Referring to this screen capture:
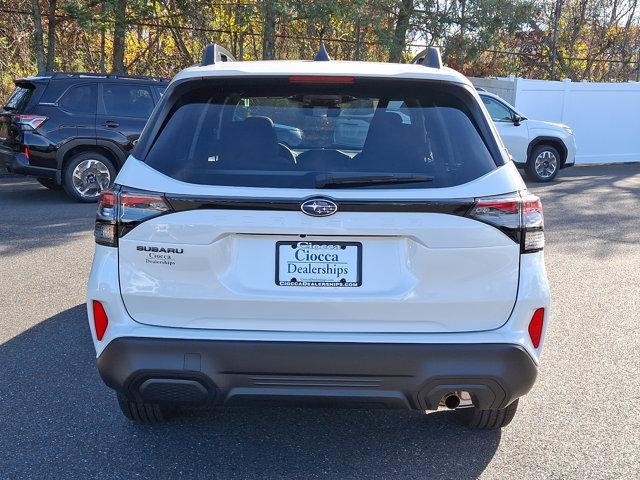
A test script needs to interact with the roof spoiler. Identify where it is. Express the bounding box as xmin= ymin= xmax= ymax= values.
xmin=201 ymin=43 xmax=236 ymax=66
xmin=412 ymin=47 xmax=442 ymax=69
